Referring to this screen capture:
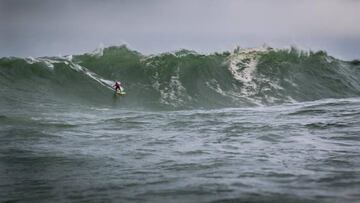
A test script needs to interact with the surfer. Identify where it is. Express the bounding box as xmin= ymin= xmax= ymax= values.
xmin=113 ymin=81 xmax=122 ymax=93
